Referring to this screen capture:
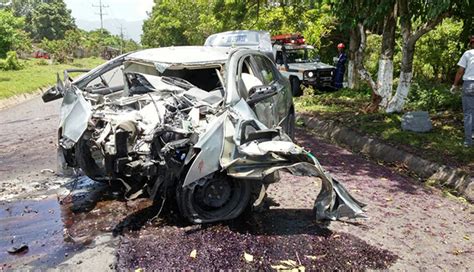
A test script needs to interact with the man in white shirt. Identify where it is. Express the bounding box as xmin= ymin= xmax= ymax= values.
xmin=451 ymin=35 xmax=474 ymax=147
